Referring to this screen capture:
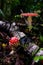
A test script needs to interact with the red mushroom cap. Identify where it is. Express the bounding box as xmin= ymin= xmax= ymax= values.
xmin=9 ymin=37 xmax=19 ymax=46
xmin=21 ymin=13 xmax=38 ymax=16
